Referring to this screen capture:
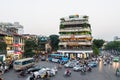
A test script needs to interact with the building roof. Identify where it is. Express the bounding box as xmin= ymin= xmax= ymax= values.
xmin=0 ymin=29 xmax=8 ymax=36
